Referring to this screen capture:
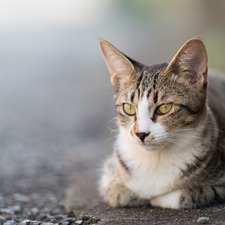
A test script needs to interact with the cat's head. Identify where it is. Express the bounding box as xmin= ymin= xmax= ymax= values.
xmin=99 ymin=38 xmax=208 ymax=151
